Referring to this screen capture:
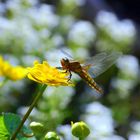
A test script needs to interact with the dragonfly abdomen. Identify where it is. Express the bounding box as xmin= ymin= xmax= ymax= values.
xmin=78 ymin=71 xmax=103 ymax=93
